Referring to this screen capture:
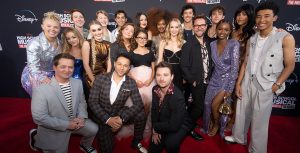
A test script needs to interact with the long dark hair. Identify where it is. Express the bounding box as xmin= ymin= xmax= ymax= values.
xmin=234 ymin=4 xmax=255 ymax=41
